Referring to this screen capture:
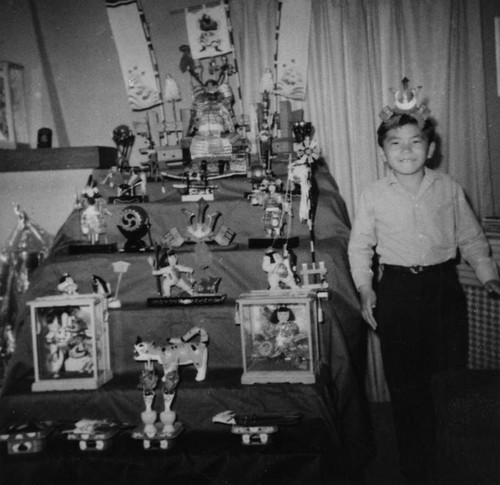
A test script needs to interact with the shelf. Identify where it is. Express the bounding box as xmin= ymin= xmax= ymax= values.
xmin=0 ymin=146 xmax=117 ymax=172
